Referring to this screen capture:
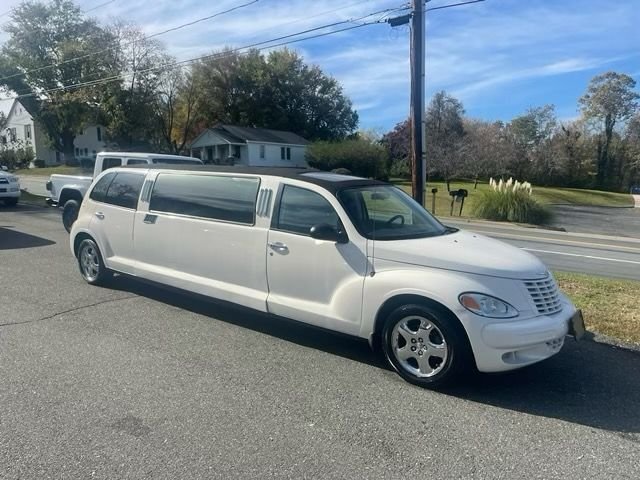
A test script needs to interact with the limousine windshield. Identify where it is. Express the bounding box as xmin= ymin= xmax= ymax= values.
xmin=338 ymin=185 xmax=448 ymax=240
